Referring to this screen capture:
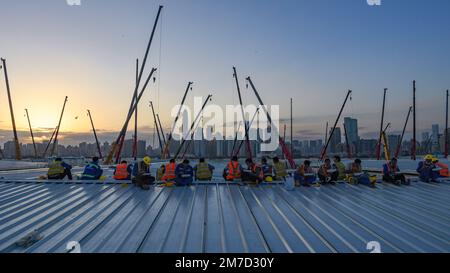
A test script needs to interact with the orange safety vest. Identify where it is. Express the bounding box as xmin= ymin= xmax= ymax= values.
xmin=162 ymin=163 xmax=176 ymax=181
xmin=114 ymin=163 xmax=129 ymax=180
xmin=226 ymin=161 xmax=241 ymax=180
xmin=436 ymin=162 xmax=449 ymax=177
